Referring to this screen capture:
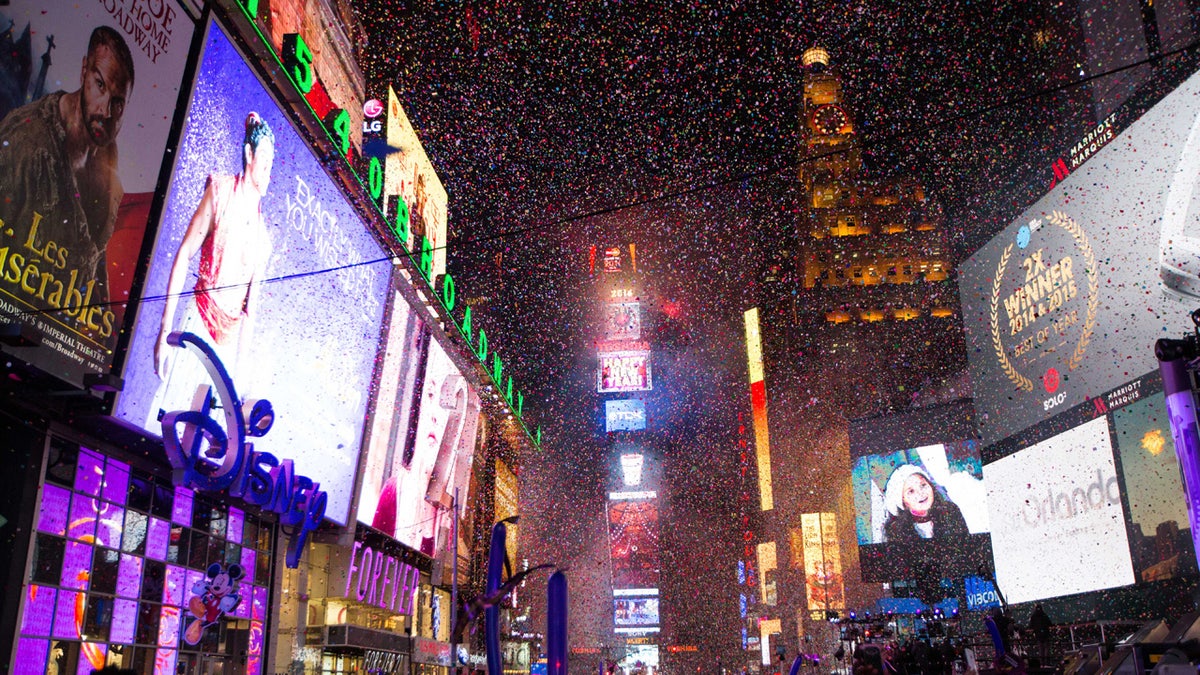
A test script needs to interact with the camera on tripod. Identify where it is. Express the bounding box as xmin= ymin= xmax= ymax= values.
xmin=1155 ymin=308 xmax=1200 ymax=362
